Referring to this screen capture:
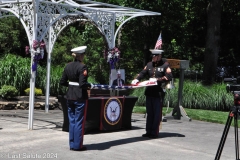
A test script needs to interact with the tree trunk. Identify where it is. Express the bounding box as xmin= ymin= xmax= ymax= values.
xmin=202 ymin=0 xmax=221 ymax=85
